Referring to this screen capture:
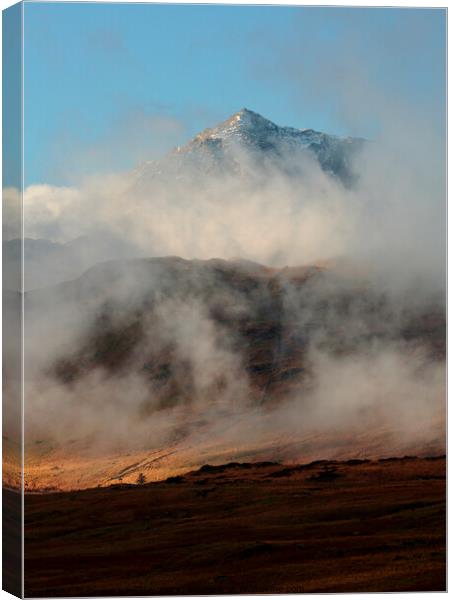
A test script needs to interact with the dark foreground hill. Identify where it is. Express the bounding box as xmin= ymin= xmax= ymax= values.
xmin=24 ymin=456 xmax=445 ymax=596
